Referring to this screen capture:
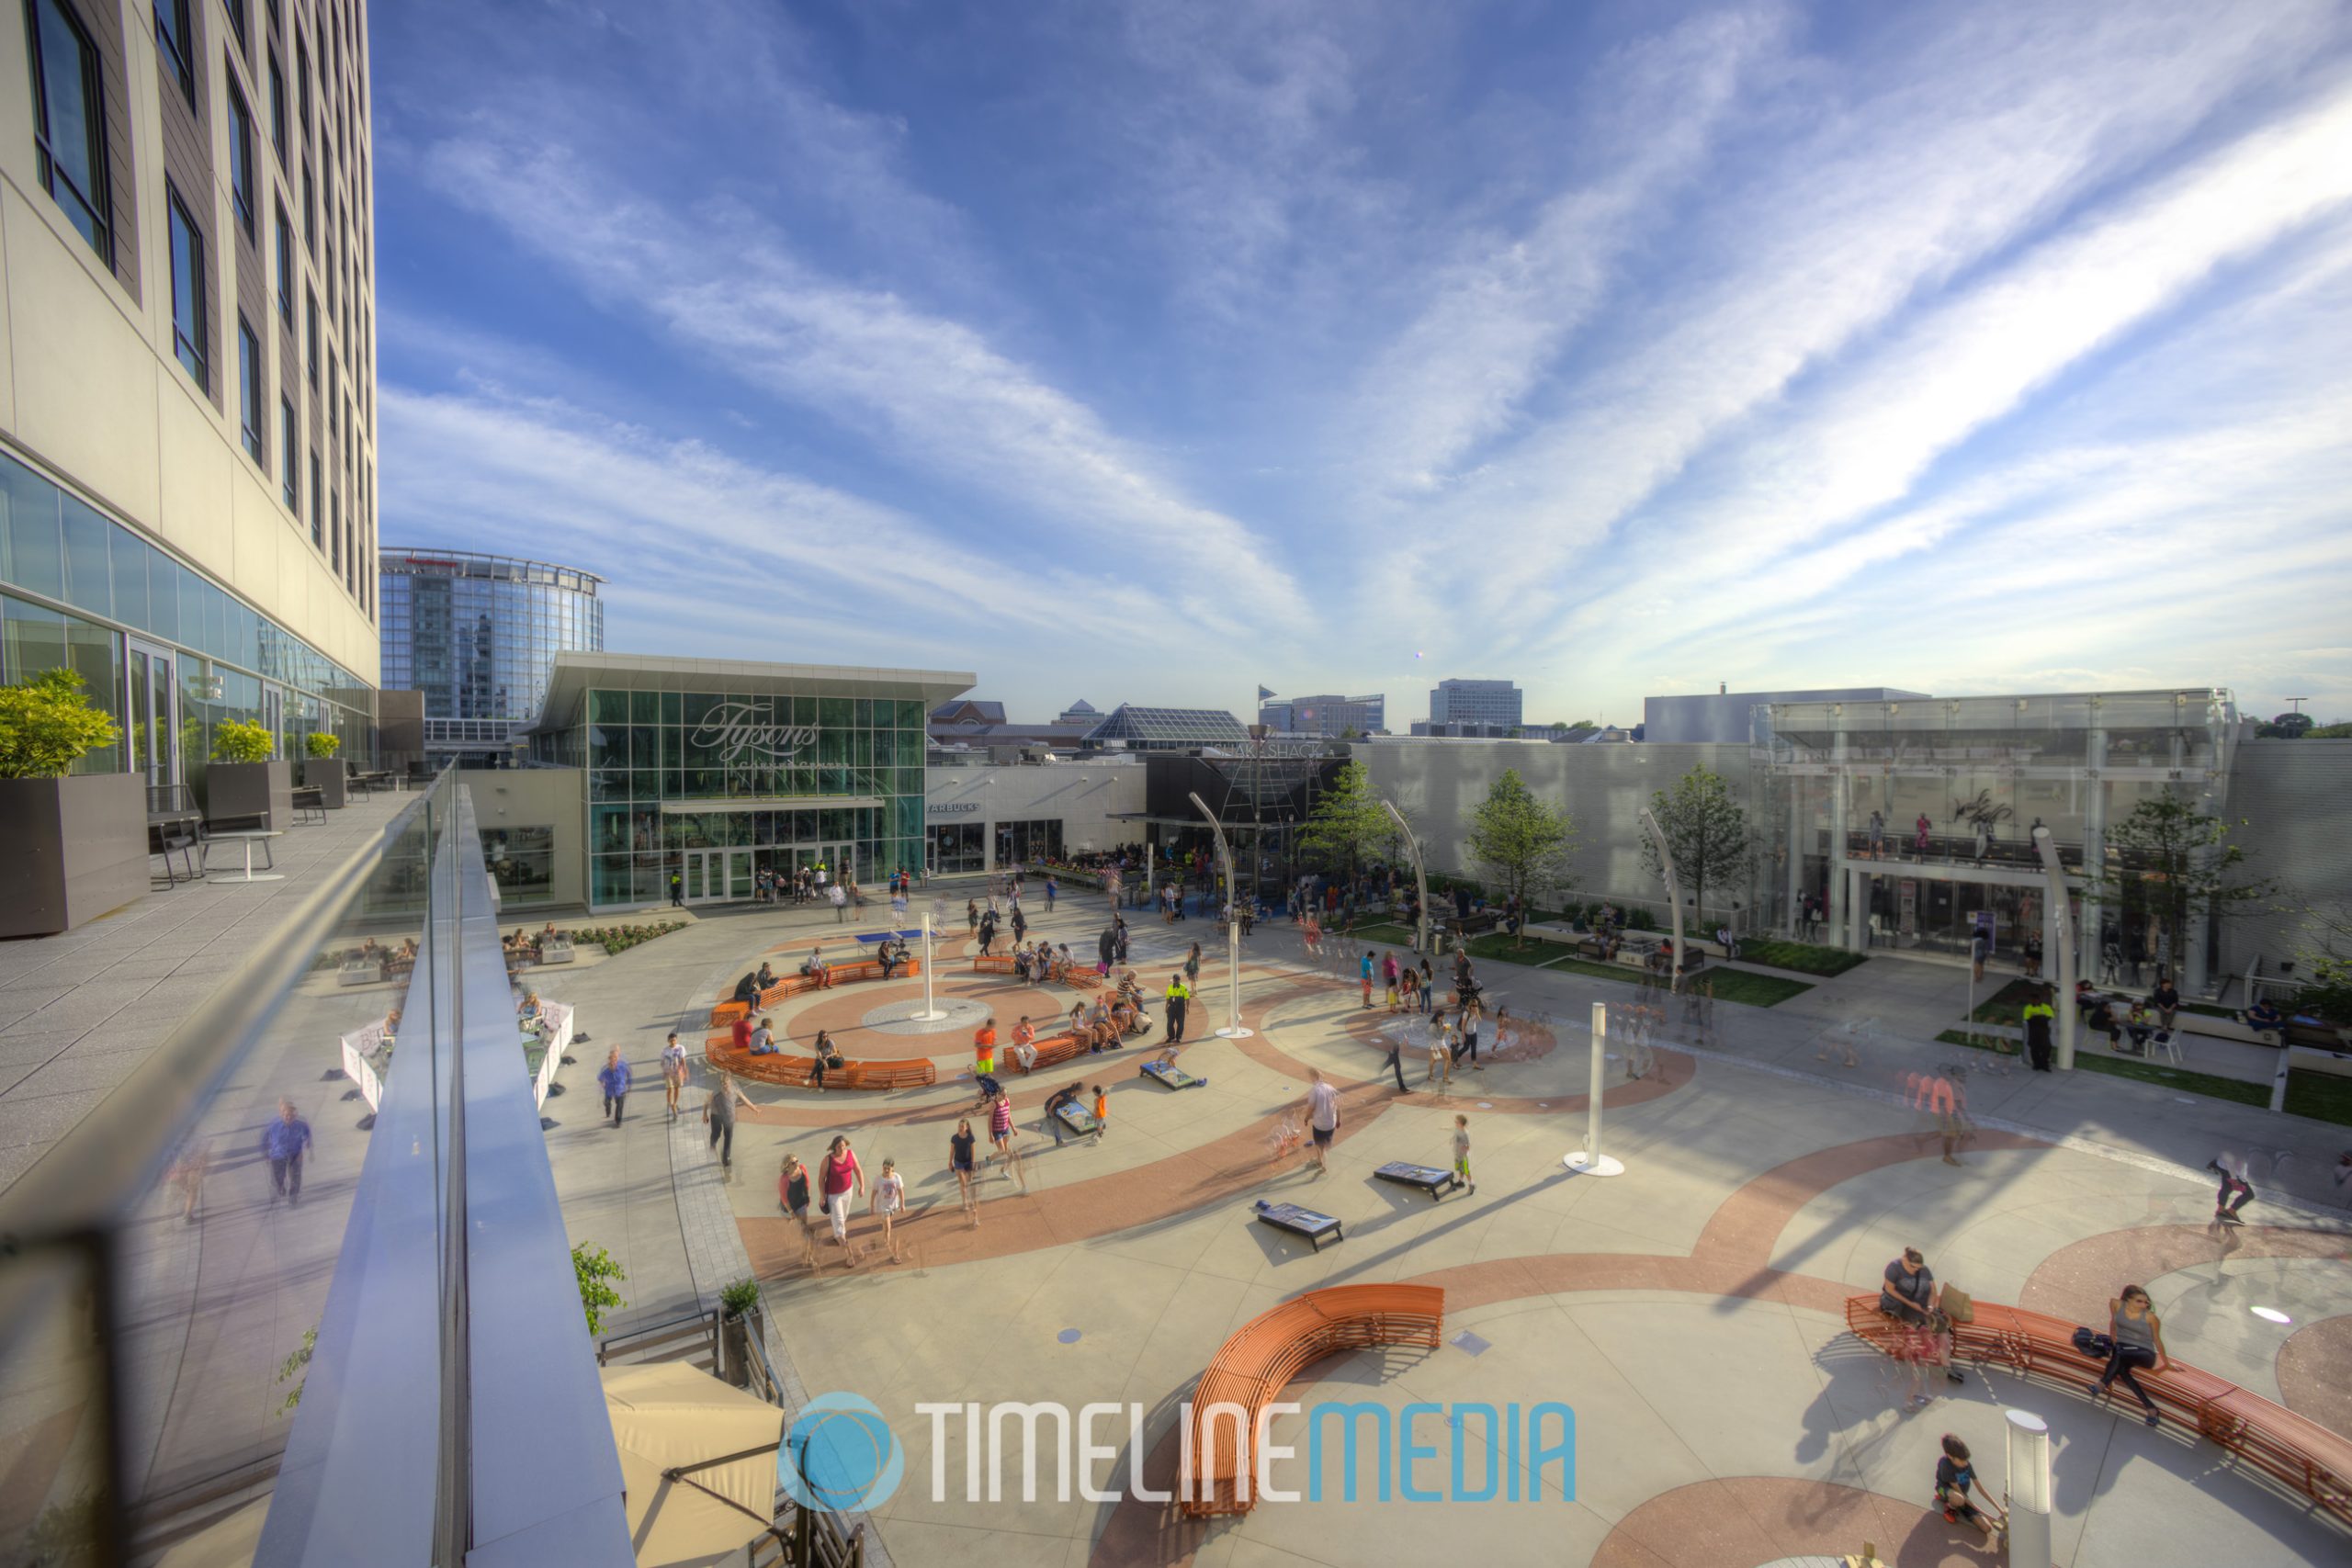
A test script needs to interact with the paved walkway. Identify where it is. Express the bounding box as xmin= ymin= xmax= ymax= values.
xmin=532 ymin=892 xmax=2352 ymax=1566
xmin=0 ymin=788 xmax=417 ymax=1195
